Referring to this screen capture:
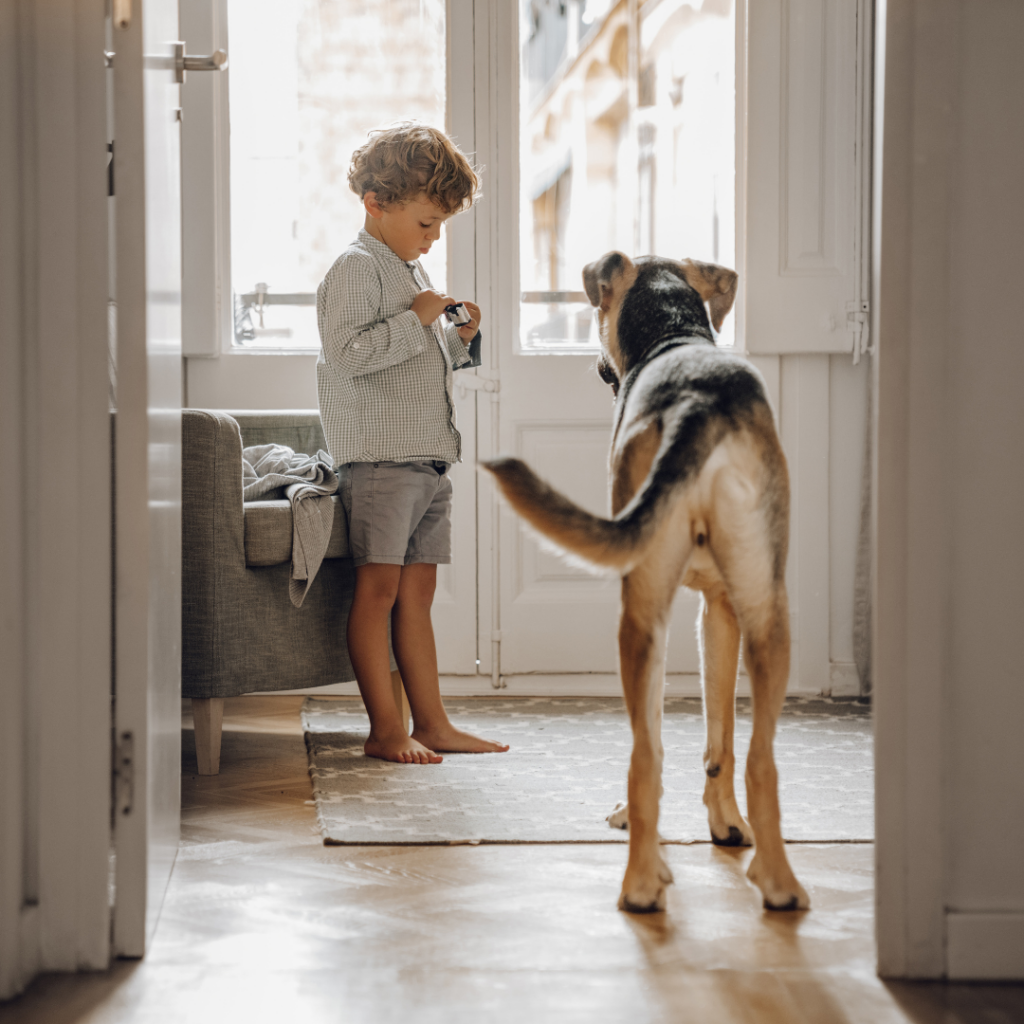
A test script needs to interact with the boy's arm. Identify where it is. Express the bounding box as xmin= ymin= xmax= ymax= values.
xmin=318 ymin=254 xmax=427 ymax=377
